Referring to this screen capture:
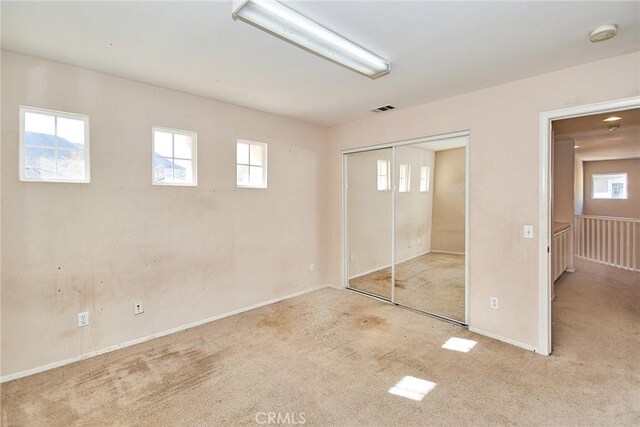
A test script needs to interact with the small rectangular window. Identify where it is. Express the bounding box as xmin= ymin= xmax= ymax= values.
xmin=592 ymin=173 xmax=627 ymax=199
xmin=152 ymin=127 xmax=197 ymax=186
xmin=237 ymin=140 xmax=267 ymax=188
xmin=399 ymin=164 xmax=411 ymax=193
xmin=420 ymin=166 xmax=430 ymax=192
xmin=377 ymin=159 xmax=391 ymax=191
xmin=19 ymin=106 xmax=90 ymax=183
